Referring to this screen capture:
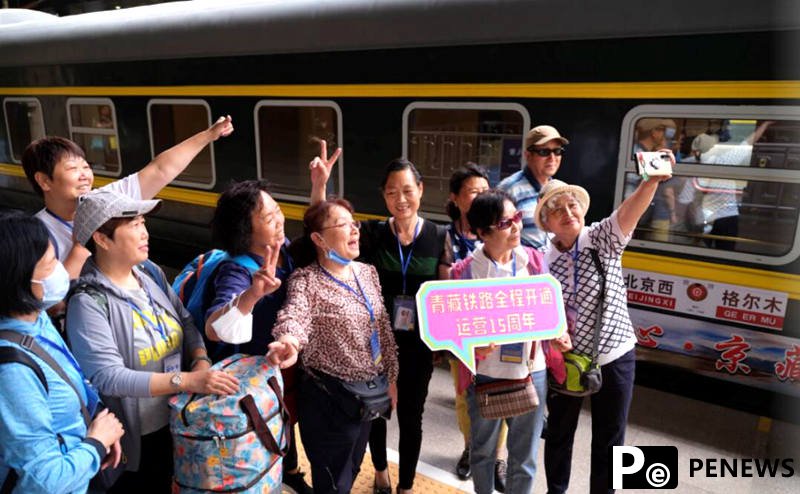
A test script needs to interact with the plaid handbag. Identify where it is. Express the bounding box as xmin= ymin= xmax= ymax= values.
xmin=475 ymin=376 xmax=539 ymax=420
